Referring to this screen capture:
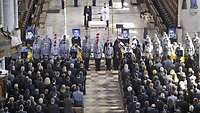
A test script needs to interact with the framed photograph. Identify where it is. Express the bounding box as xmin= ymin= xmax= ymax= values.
xmin=72 ymin=29 xmax=81 ymax=37
xmin=122 ymin=28 xmax=129 ymax=39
